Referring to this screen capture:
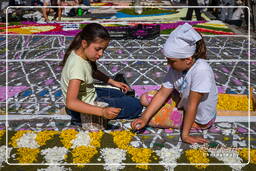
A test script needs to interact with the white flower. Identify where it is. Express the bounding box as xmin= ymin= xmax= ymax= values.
xmin=41 ymin=147 xmax=68 ymax=163
xmin=130 ymin=141 xmax=140 ymax=148
xmin=218 ymin=123 xmax=232 ymax=128
xmin=99 ymin=148 xmax=126 ymax=171
xmin=71 ymin=131 xmax=91 ymax=149
xmin=16 ymin=132 xmax=39 ymax=148
xmin=189 ymin=143 xmax=201 ymax=149
xmin=208 ymin=148 xmax=243 ymax=171
xmin=61 ymin=23 xmax=80 ymax=31
xmin=0 ymin=146 xmax=6 ymax=167
xmin=0 ymin=146 xmax=5 ymax=167
xmin=37 ymin=165 xmax=71 ymax=171
xmin=222 ymin=129 xmax=236 ymax=136
xmin=155 ymin=147 xmax=182 ymax=170
xmin=0 ymin=146 xmax=12 ymax=167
